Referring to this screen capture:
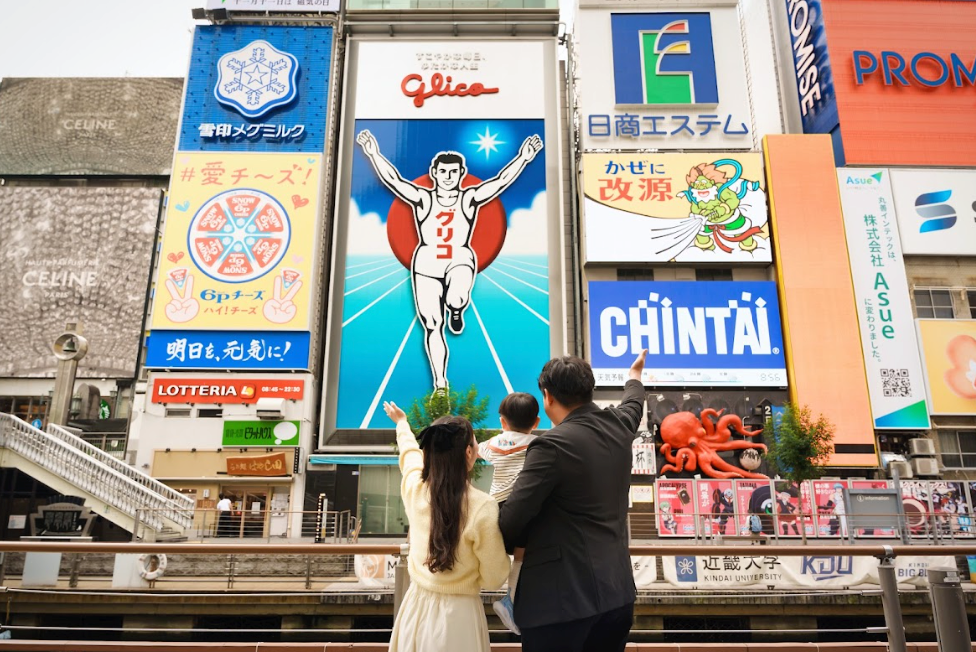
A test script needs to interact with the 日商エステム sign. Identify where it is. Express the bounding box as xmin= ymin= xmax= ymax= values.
xmin=577 ymin=7 xmax=755 ymax=150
